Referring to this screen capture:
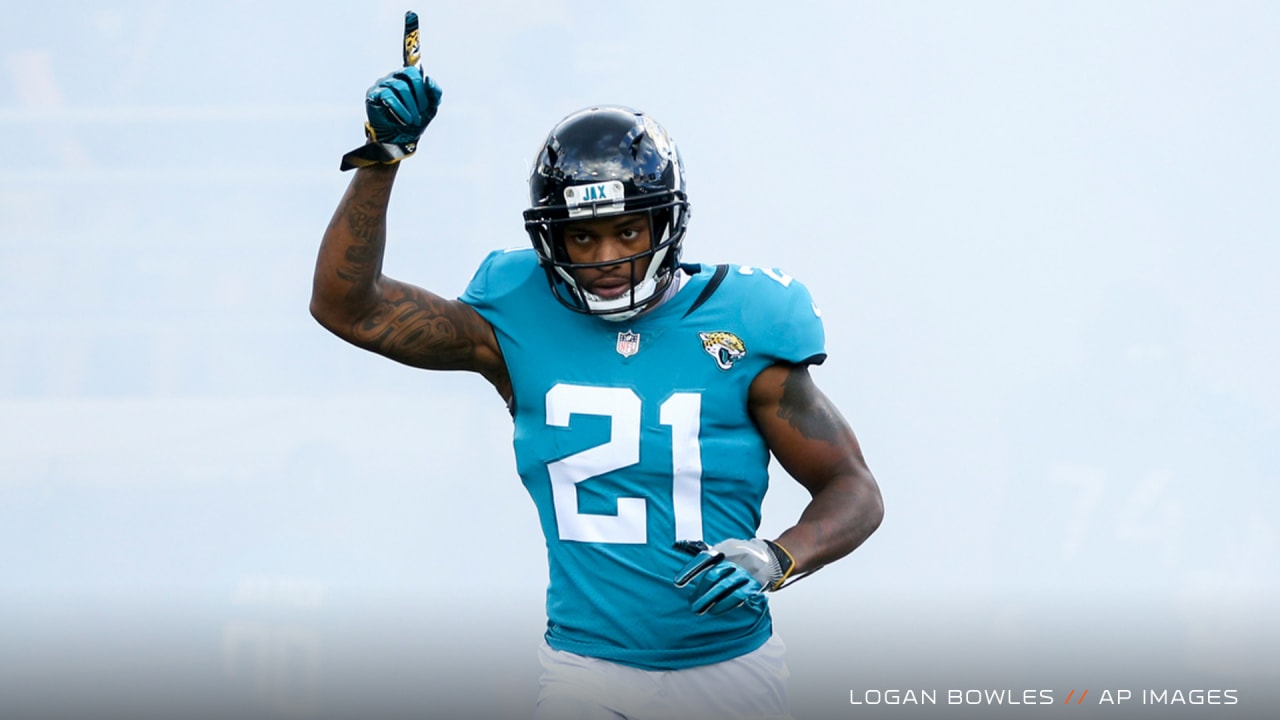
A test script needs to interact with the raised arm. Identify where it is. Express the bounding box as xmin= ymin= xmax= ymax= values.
xmin=311 ymin=164 xmax=503 ymax=371
xmin=748 ymin=363 xmax=883 ymax=577
xmin=309 ymin=62 xmax=507 ymax=396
